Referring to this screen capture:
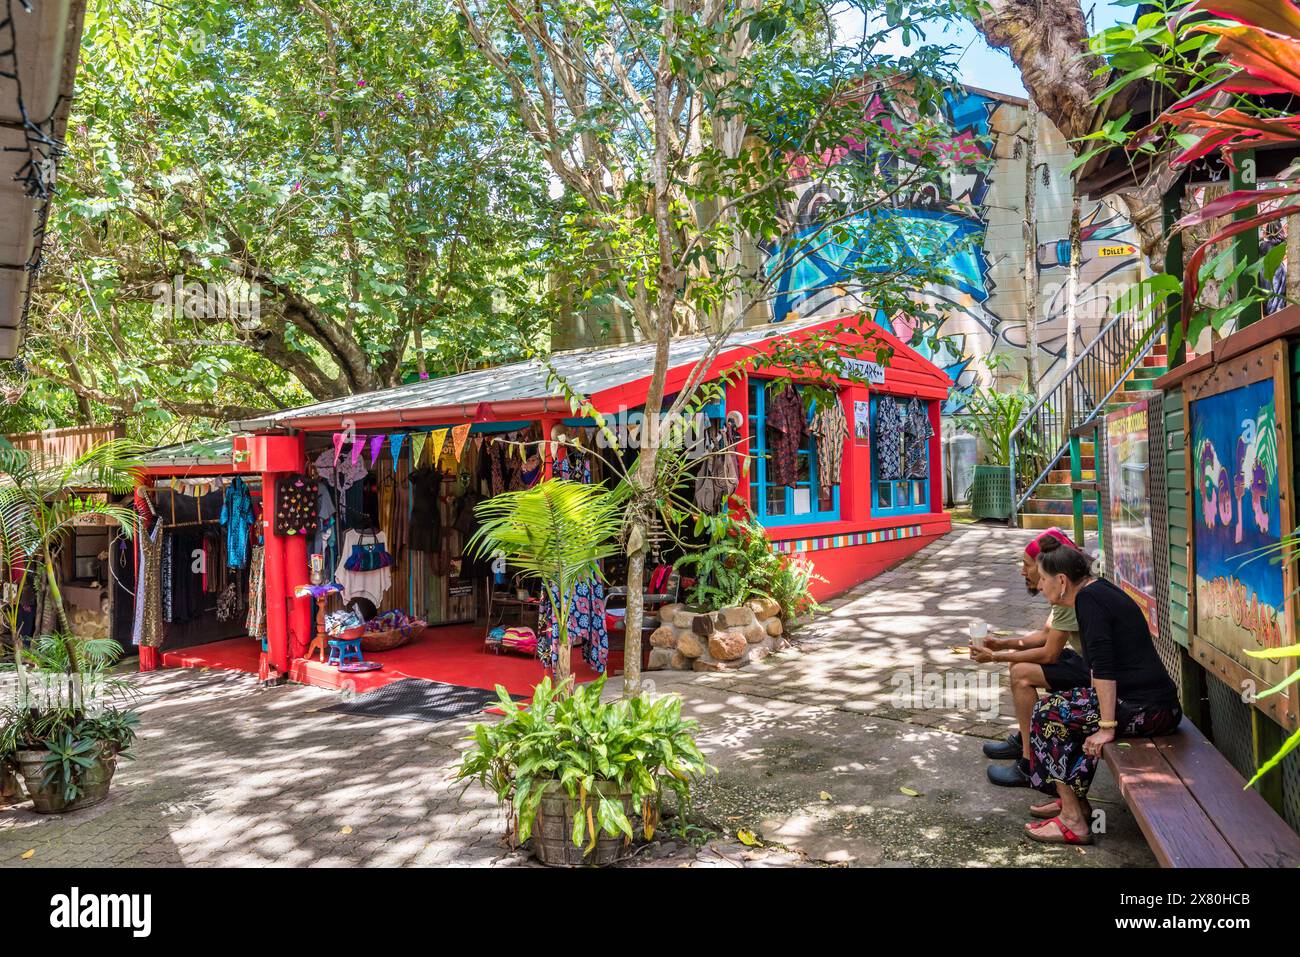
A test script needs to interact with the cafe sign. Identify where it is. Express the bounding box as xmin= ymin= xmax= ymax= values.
xmin=841 ymin=356 xmax=885 ymax=384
